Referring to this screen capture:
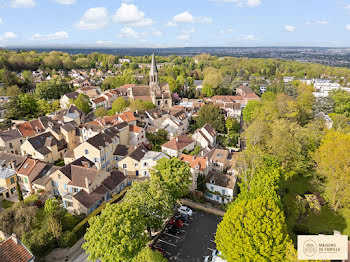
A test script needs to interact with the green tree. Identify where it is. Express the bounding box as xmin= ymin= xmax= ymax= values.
xmin=16 ymin=180 xmax=23 ymax=201
xmin=94 ymin=107 xmax=108 ymax=117
xmin=111 ymin=97 xmax=129 ymax=114
xmin=82 ymin=202 xmax=147 ymax=262
xmin=314 ymin=130 xmax=350 ymax=211
xmin=201 ymin=84 xmax=214 ymax=97
xmin=131 ymin=247 xmax=167 ymax=262
xmin=215 ymin=196 xmax=289 ymax=262
xmin=6 ymin=85 xmax=22 ymax=97
xmin=242 ymin=100 xmax=262 ymax=123
xmin=123 ymin=180 xmax=174 ymax=238
xmin=129 ymin=99 xmax=156 ymax=112
xmin=35 ymin=77 xmax=72 ymax=100
xmin=330 ymin=89 xmax=350 ymax=116
xmin=203 ymin=67 xmax=222 ymax=88
xmin=73 ymin=94 xmax=91 ymax=114
xmin=195 ymin=104 xmax=226 ymax=133
xmin=150 ymin=157 xmax=192 ymax=200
